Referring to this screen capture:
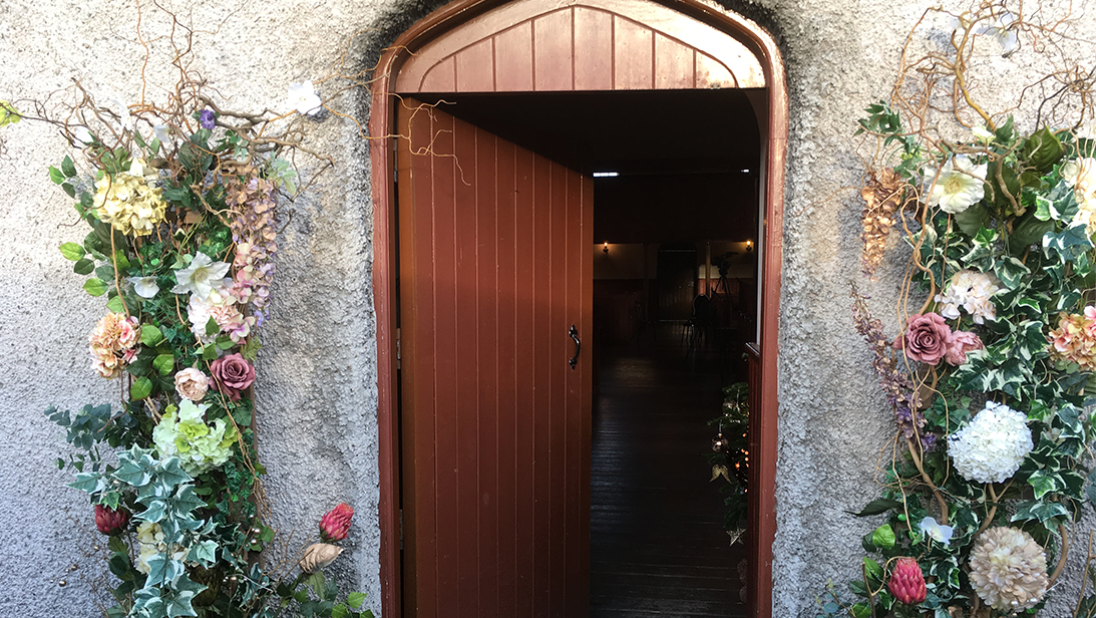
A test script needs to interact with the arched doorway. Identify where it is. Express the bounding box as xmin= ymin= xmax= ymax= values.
xmin=369 ymin=1 xmax=786 ymax=615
